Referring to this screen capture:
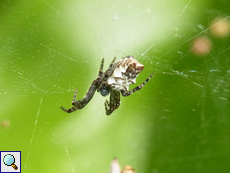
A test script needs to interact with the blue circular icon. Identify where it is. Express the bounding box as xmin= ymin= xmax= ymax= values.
xmin=3 ymin=154 xmax=15 ymax=166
